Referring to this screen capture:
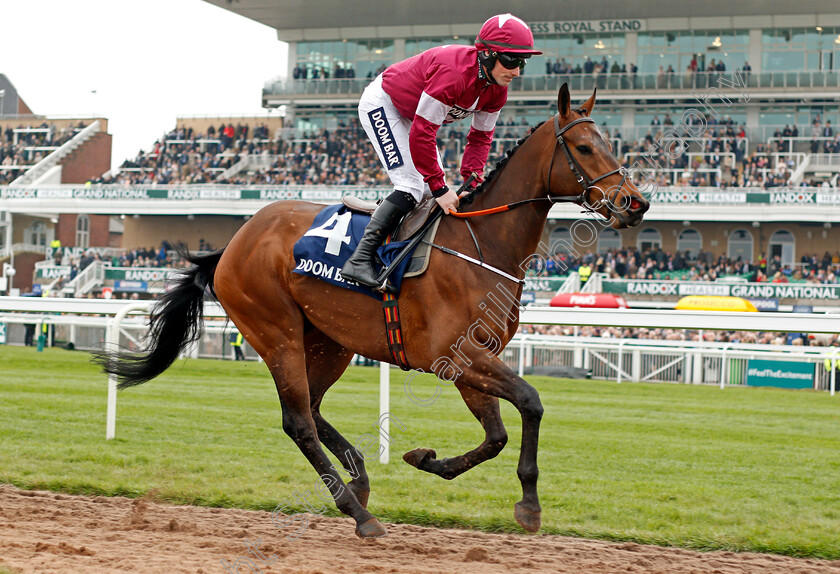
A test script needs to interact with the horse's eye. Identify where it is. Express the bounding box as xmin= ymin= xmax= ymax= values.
xmin=576 ymin=145 xmax=592 ymax=155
